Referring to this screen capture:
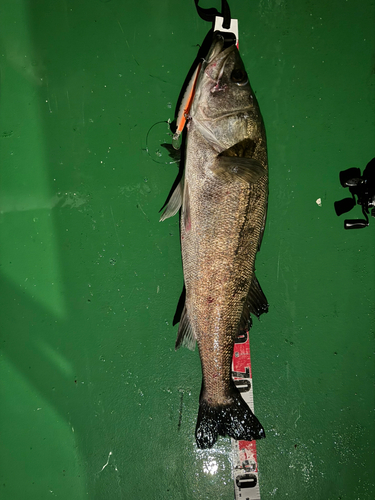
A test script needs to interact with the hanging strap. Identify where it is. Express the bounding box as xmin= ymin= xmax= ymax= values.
xmin=194 ymin=0 xmax=232 ymax=29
